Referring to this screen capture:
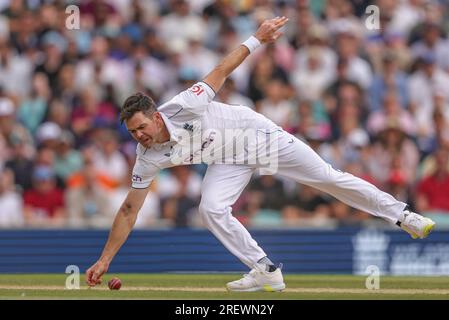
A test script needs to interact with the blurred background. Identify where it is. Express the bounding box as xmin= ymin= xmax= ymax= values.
xmin=1 ymin=0 xmax=449 ymax=275
xmin=1 ymin=0 xmax=449 ymax=231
